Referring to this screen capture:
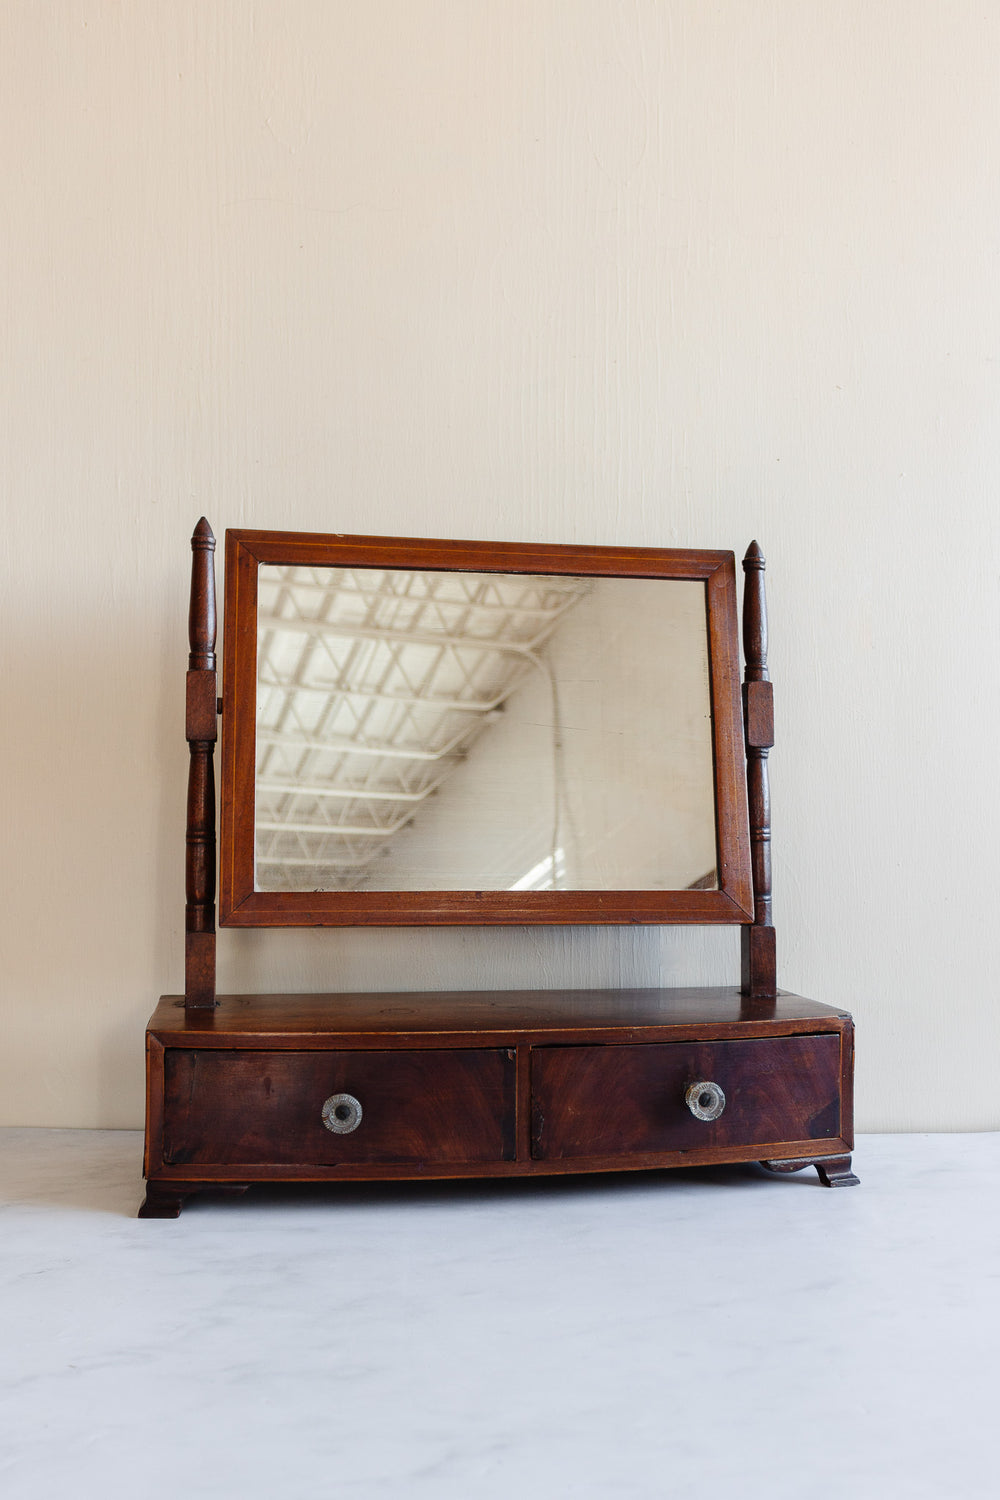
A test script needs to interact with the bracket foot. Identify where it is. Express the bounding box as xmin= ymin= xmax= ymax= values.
xmin=138 ymin=1185 xmax=188 ymax=1218
xmin=138 ymin=1183 xmax=251 ymax=1218
xmin=760 ymin=1153 xmax=860 ymax=1187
